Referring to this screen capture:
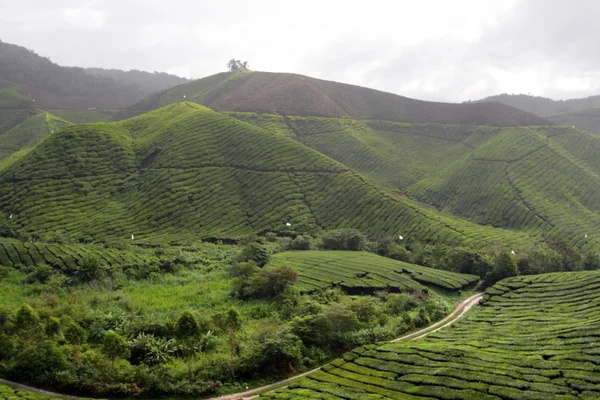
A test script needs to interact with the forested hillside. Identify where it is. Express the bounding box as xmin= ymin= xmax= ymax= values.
xmin=0 ymin=40 xmax=188 ymax=109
